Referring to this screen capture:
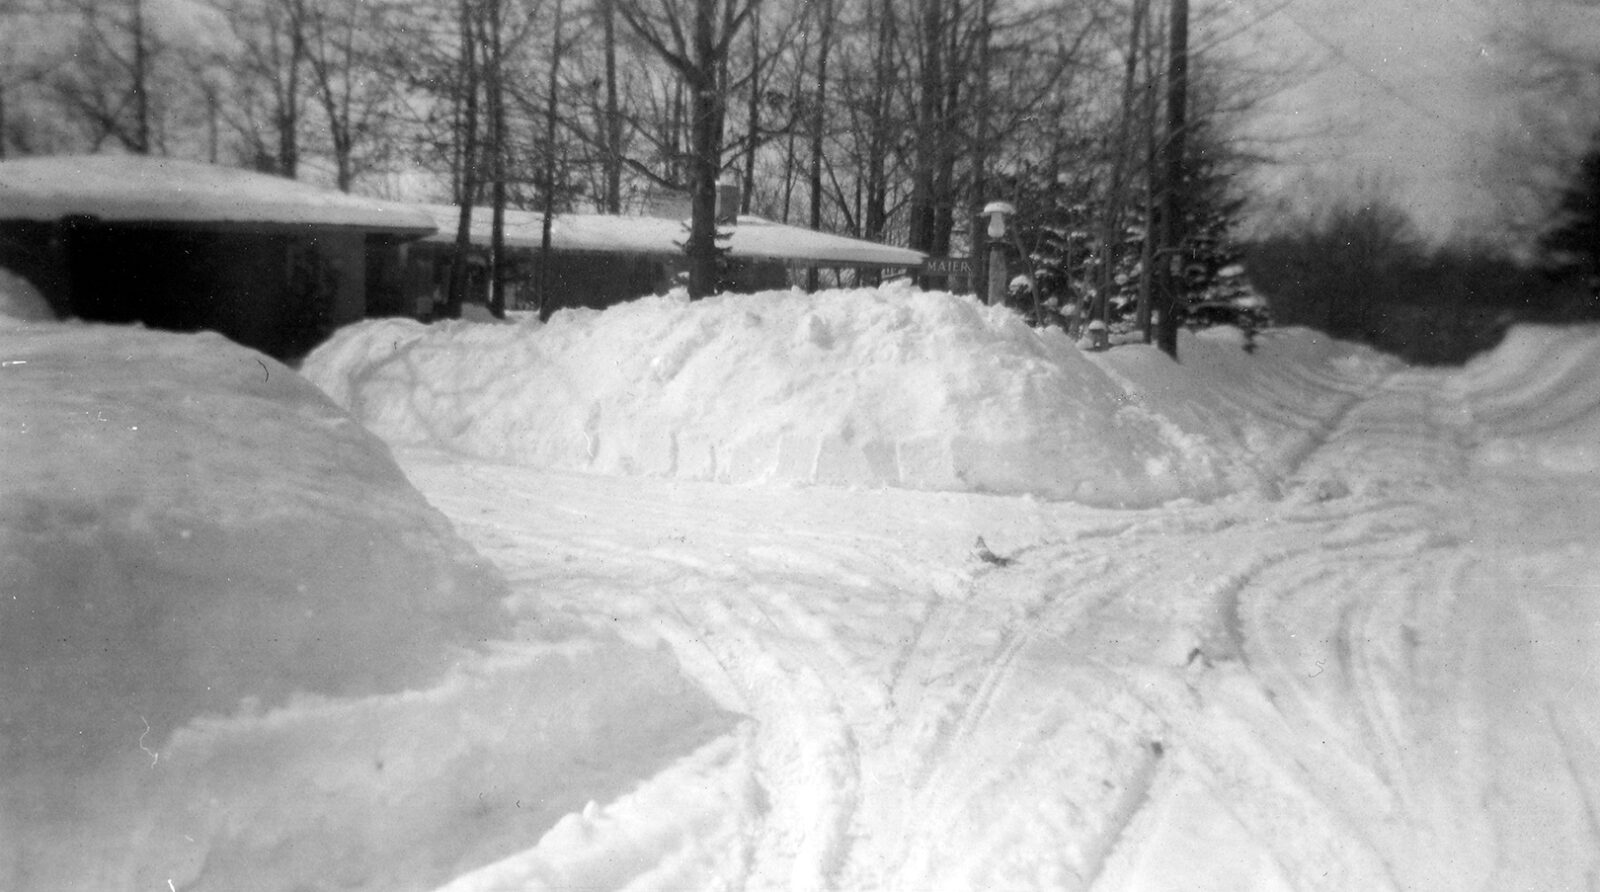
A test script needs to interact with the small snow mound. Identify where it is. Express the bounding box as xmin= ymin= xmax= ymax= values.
xmin=0 ymin=267 xmax=54 ymax=325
